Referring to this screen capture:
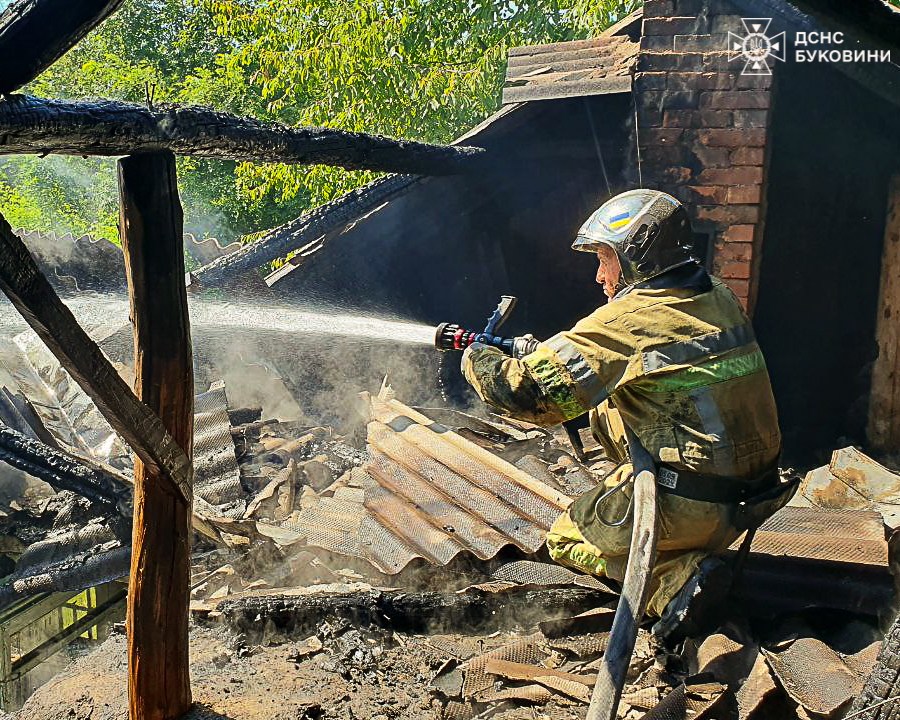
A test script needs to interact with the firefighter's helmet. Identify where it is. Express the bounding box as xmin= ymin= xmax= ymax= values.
xmin=573 ymin=189 xmax=696 ymax=287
